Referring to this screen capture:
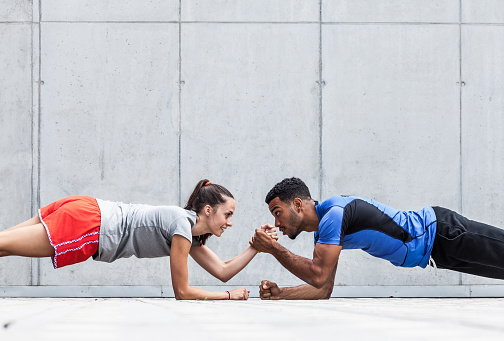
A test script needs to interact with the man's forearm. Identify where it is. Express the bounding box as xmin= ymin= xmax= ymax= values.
xmin=269 ymin=244 xmax=323 ymax=287
xmin=277 ymin=283 xmax=333 ymax=300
